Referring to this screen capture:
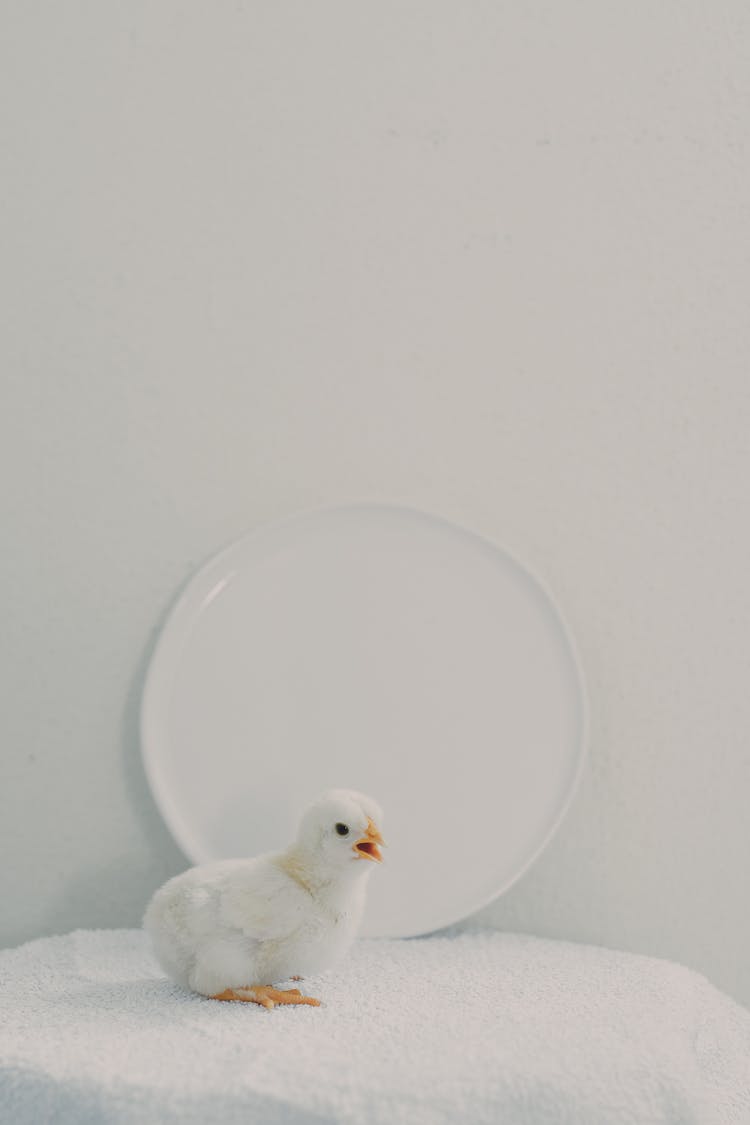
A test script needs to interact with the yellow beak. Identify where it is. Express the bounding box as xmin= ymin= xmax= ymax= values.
xmin=352 ymin=818 xmax=385 ymax=862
